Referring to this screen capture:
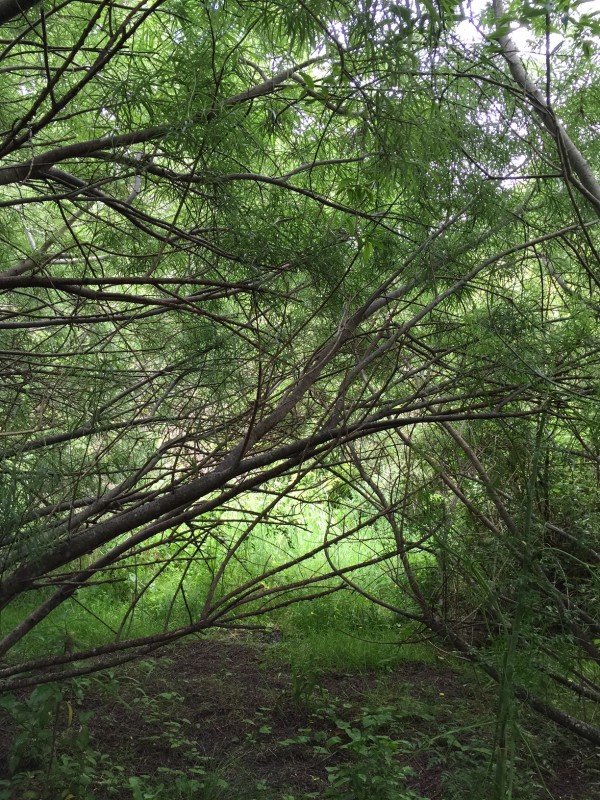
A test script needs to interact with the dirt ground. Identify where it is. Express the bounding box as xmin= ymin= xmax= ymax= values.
xmin=0 ymin=635 xmax=598 ymax=799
